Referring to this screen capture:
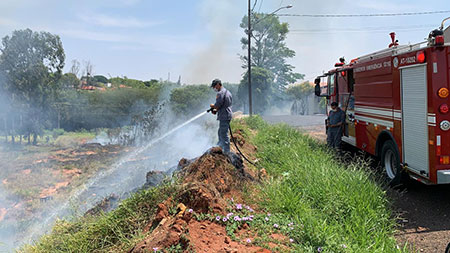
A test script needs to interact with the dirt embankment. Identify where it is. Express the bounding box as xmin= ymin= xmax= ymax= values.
xmin=130 ymin=143 xmax=282 ymax=253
